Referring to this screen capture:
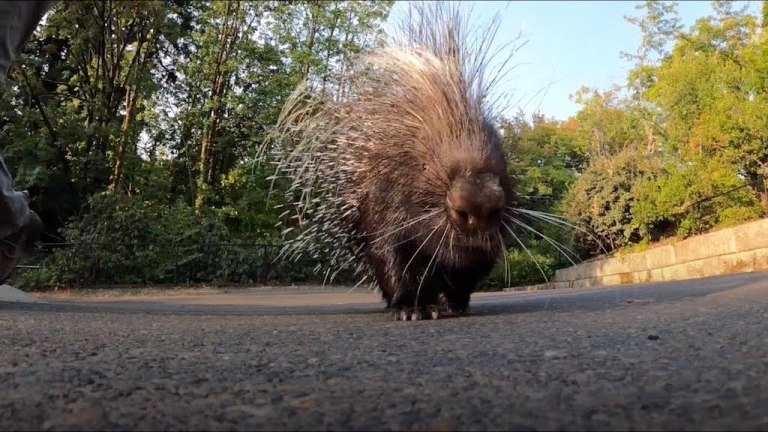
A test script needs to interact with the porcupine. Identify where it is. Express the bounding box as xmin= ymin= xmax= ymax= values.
xmin=265 ymin=3 xmax=520 ymax=320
